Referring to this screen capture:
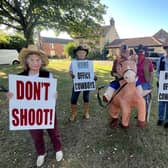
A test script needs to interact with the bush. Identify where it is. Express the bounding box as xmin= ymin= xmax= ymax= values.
xmin=0 ymin=33 xmax=26 ymax=52
xmin=87 ymin=51 xmax=102 ymax=60
xmin=64 ymin=42 xmax=77 ymax=58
